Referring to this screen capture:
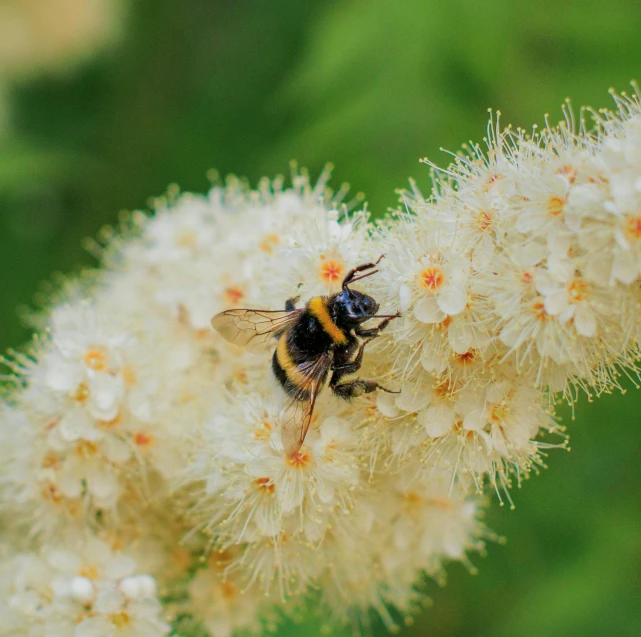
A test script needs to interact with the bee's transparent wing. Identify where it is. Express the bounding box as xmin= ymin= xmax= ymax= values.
xmin=280 ymin=353 xmax=332 ymax=457
xmin=211 ymin=308 xmax=302 ymax=352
